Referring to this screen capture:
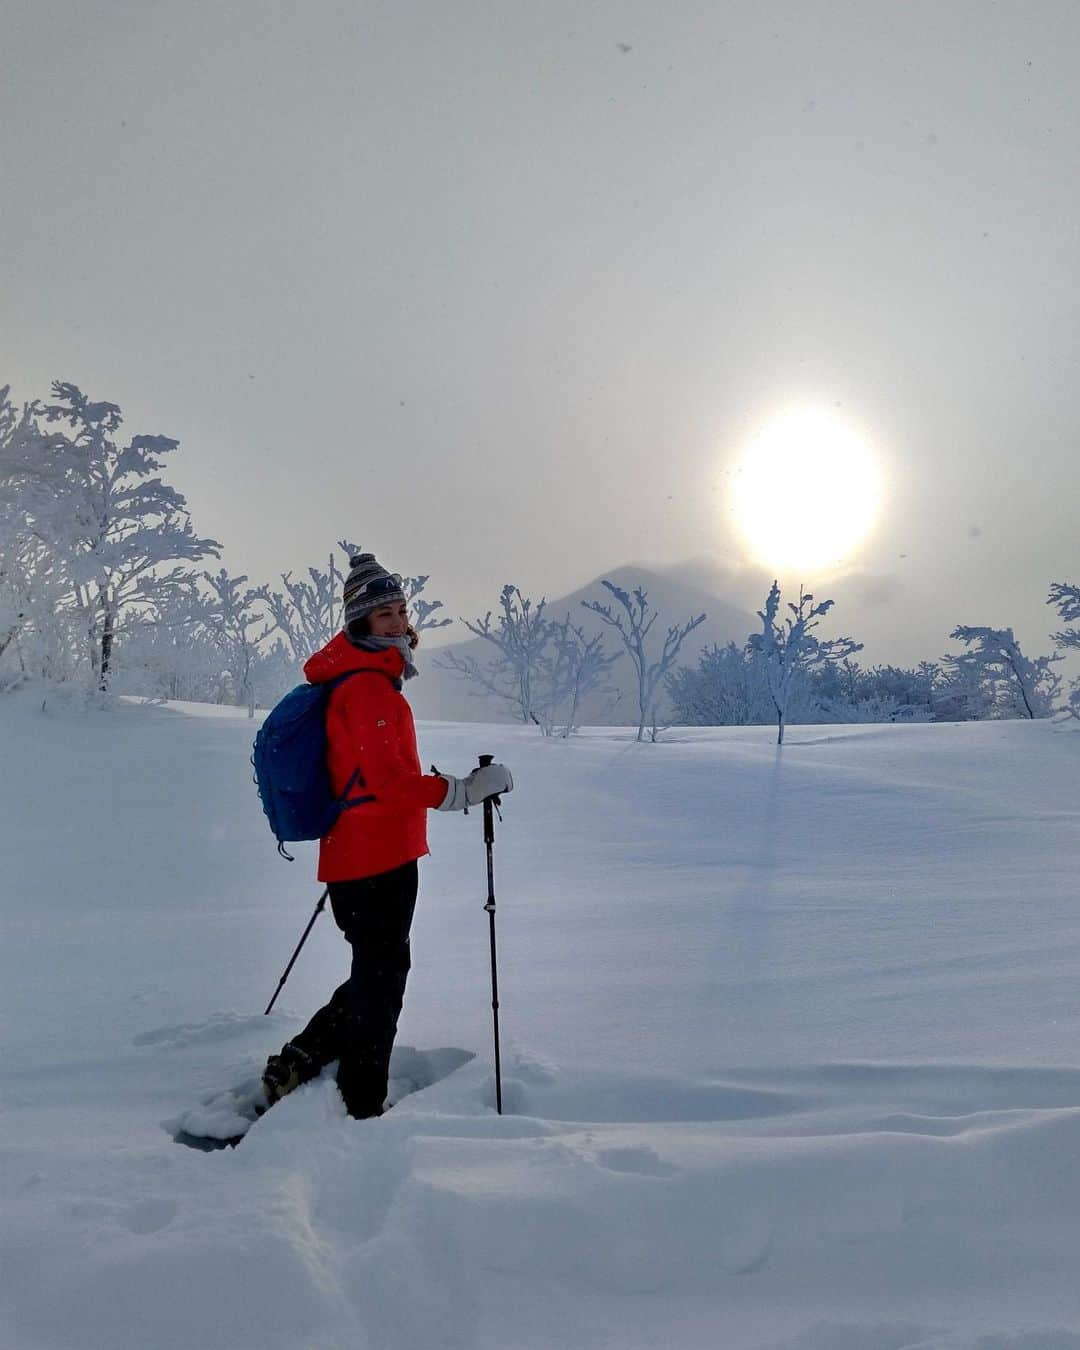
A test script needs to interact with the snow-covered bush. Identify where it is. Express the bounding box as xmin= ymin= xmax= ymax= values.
xmin=666 ymin=640 xmax=920 ymax=730
xmin=666 ymin=641 xmax=775 ymax=726
xmin=808 ymin=659 xmax=938 ymax=724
